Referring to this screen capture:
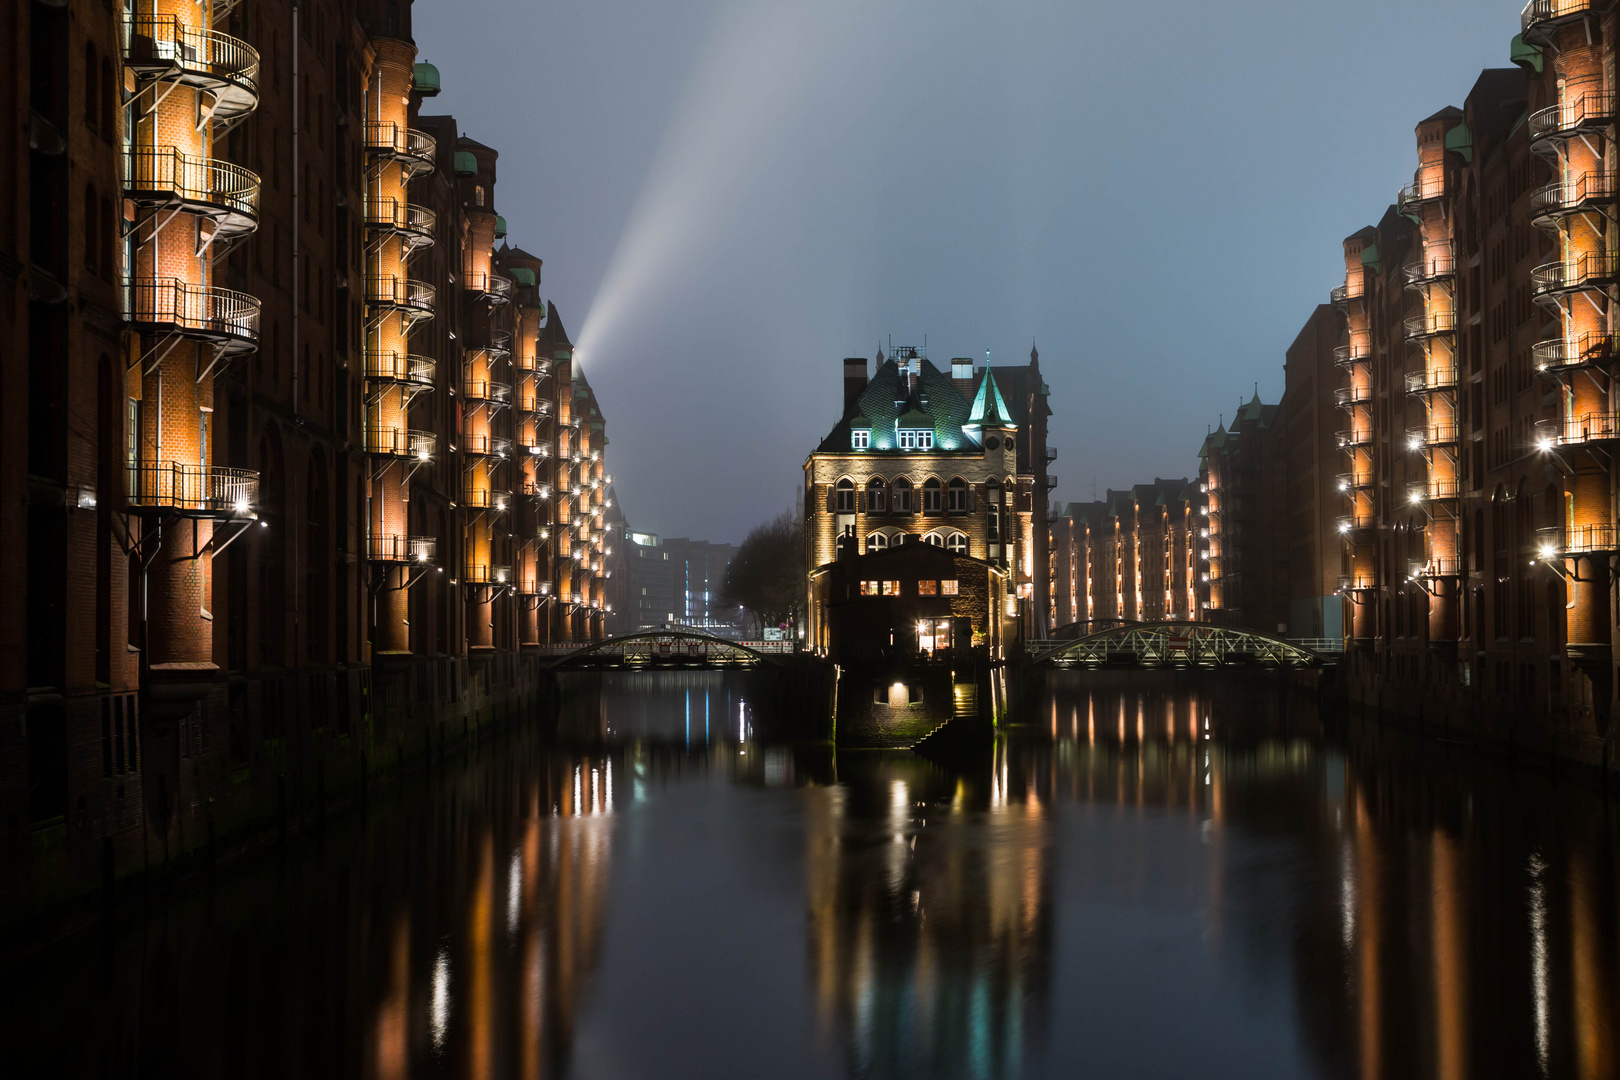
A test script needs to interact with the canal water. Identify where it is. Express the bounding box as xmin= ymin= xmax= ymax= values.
xmin=5 ymin=672 xmax=1620 ymax=1079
